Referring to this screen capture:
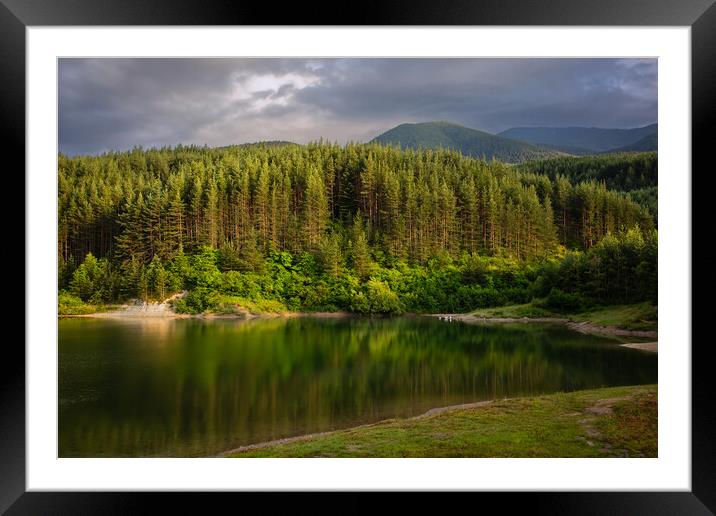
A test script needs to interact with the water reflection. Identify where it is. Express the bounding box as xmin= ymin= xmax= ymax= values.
xmin=58 ymin=316 xmax=657 ymax=457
